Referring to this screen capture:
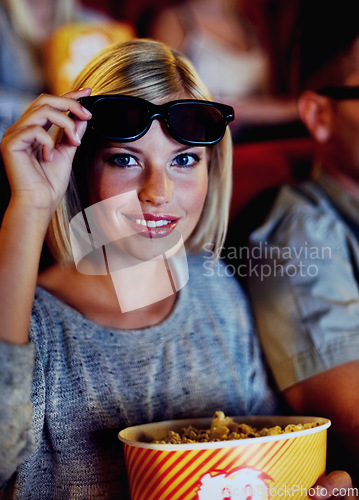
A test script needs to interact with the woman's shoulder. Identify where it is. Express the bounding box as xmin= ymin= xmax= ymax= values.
xmin=31 ymin=284 xmax=80 ymax=332
xmin=33 ymin=265 xmax=95 ymax=334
